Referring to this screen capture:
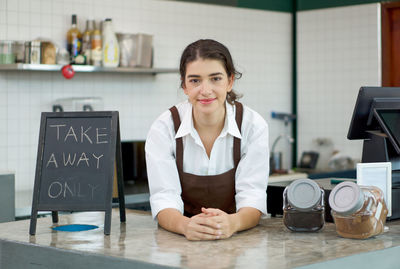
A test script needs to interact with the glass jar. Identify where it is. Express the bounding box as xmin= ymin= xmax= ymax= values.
xmin=283 ymin=178 xmax=325 ymax=232
xmin=24 ymin=41 xmax=41 ymax=64
xmin=0 ymin=41 xmax=16 ymax=64
xmin=329 ymin=181 xmax=388 ymax=239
